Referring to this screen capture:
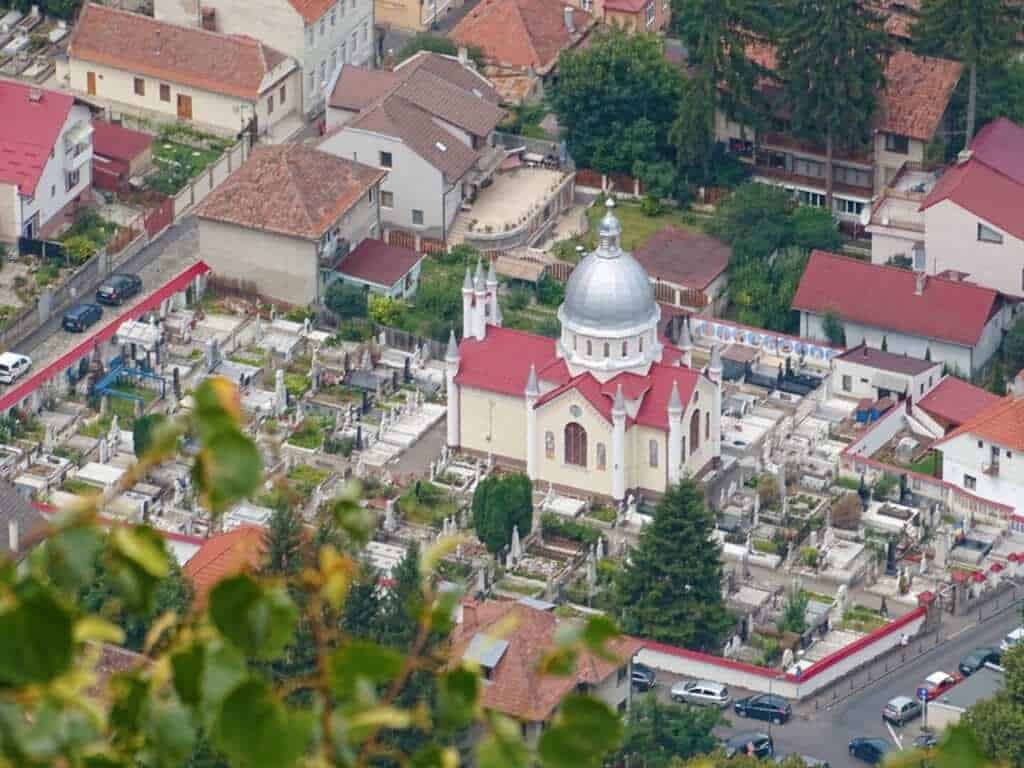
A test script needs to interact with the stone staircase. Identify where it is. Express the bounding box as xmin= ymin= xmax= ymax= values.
xmin=448 ymin=212 xmax=471 ymax=247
